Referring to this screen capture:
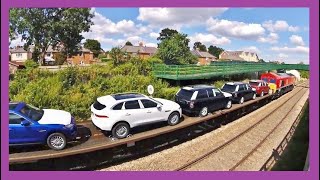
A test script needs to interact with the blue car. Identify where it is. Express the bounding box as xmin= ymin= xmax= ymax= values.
xmin=9 ymin=102 xmax=77 ymax=150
